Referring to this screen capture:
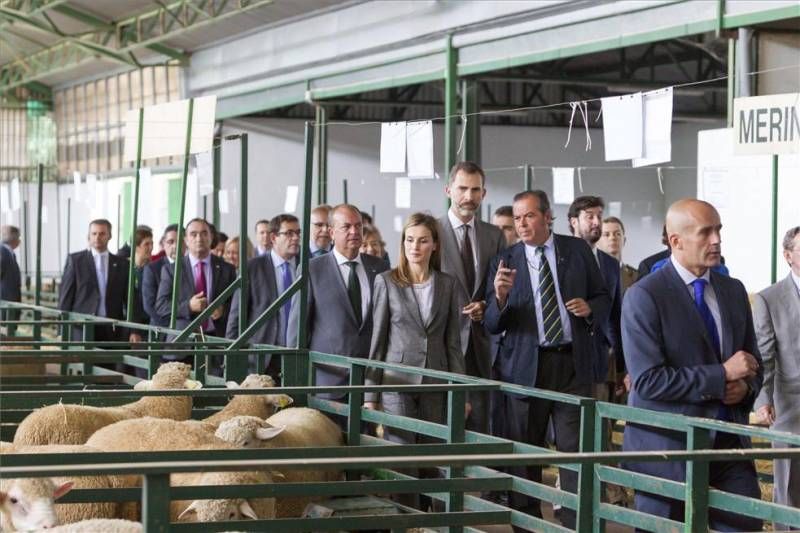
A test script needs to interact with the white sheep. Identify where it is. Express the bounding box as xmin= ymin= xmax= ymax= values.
xmin=39 ymin=519 xmax=143 ymax=533
xmin=0 ymin=476 xmax=73 ymax=531
xmin=211 ymin=408 xmax=344 ymax=518
xmin=201 ymin=374 xmax=293 ymax=428
xmin=12 ymin=362 xmax=201 ymax=446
